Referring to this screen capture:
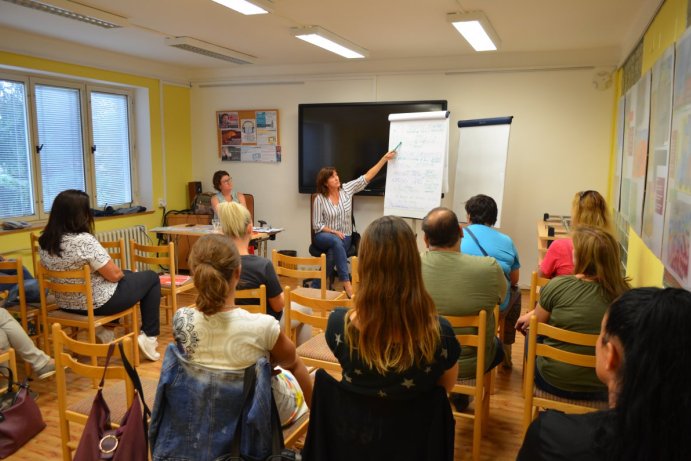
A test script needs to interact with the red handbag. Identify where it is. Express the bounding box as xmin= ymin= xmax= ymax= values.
xmin=73 ymin=342 xmax=151 ymax=461
xmin=0 ymin=368 xmax=46 ymax=459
